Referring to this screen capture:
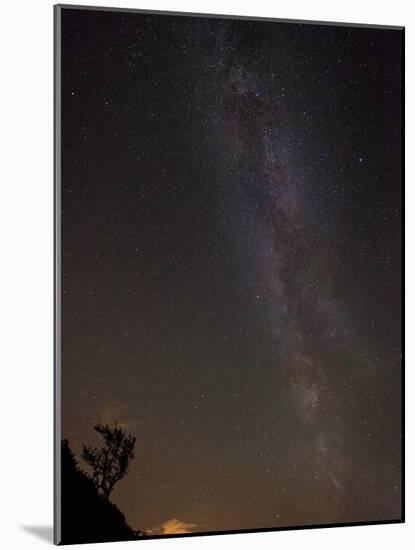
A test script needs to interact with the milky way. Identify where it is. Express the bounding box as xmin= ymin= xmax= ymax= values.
xmin=60 ymin=8 xmax=403 ymax=535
